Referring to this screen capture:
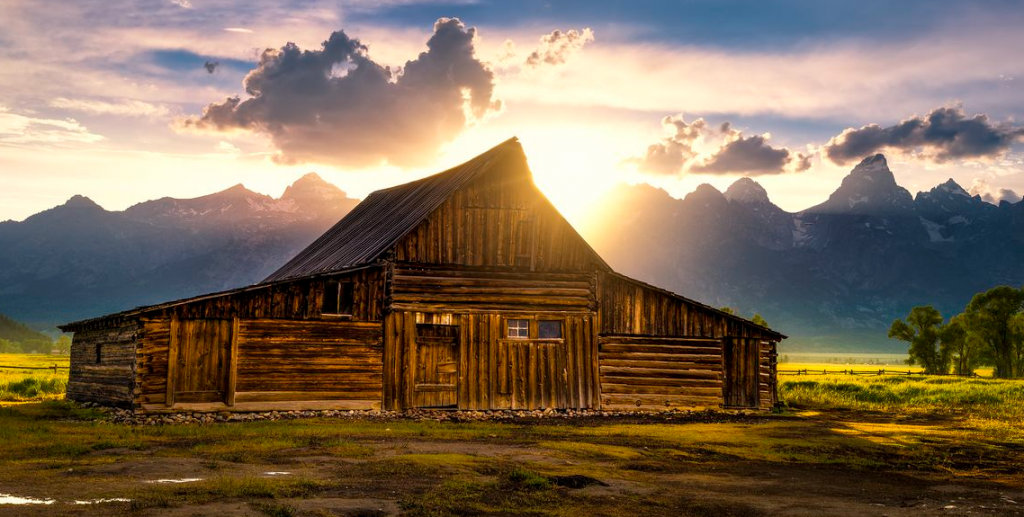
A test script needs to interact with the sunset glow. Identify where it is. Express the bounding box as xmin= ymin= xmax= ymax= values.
xmin=1 ymin=1 xmax=1023 ymax=224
